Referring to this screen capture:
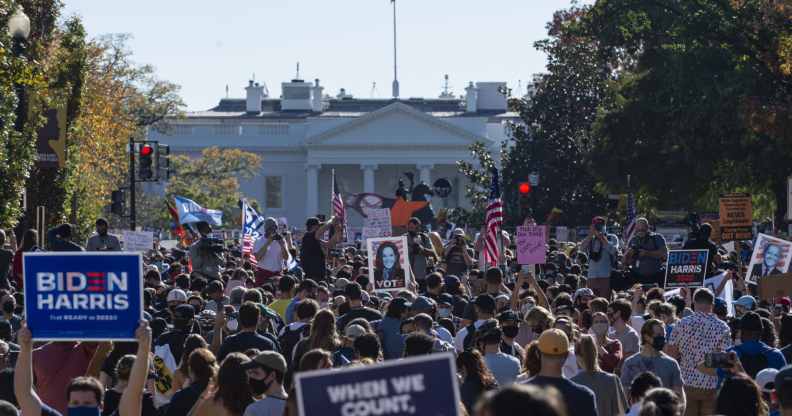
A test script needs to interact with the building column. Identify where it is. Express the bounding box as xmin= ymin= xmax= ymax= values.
xmin=418 ymin=164 xmax=433 ymax=185
xmin=361 ymin=164 xmax=378 ymax=193
xmin=306 ymin=164 xmax=320 ymax=218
